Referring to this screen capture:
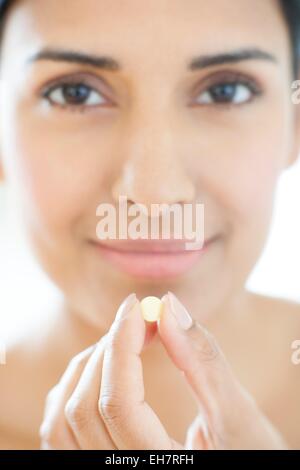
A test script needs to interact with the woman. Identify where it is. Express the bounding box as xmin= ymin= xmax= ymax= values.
xmin=0 ymin=0 xmax=299 ymax=450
